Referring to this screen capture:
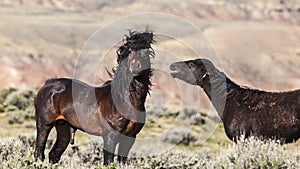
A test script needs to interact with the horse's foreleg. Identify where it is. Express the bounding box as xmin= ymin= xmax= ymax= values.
xmin=118 ymin=136 xmax=135 ymax=163
xmin=117 ymin=136 xmax=135 ymax=164
xmin=34 ymin=120 xmax=53 ymax=162
xmin=103 ymin=131 xmax=118 ymax=166
xmin=49 ymin=120 xmax=70 ymax=164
